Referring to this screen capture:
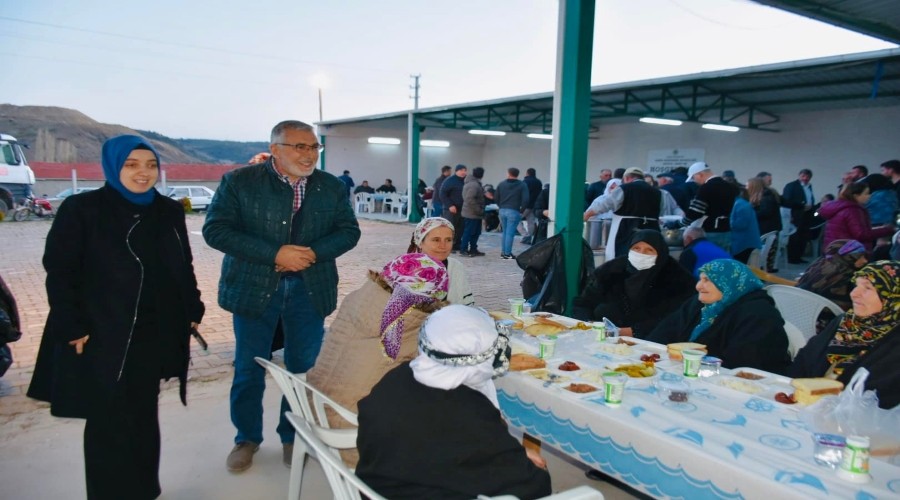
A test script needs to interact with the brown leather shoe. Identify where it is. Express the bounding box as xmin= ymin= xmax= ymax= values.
xmin=283 ymin=443 xmax=294 ymax=468
xmin=226 ymin=441 xmax=259 ymax=473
